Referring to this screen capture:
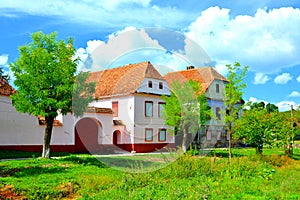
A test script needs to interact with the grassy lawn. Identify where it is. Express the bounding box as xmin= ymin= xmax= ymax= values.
xmin=0 ymin=148 xmax=300 ymax=199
